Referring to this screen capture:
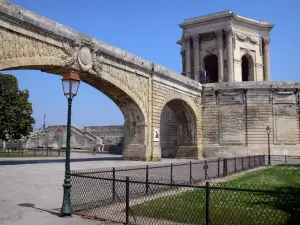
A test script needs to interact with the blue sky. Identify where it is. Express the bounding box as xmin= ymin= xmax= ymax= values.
xmin=5 ymin=0 xmax=300 ymax=129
